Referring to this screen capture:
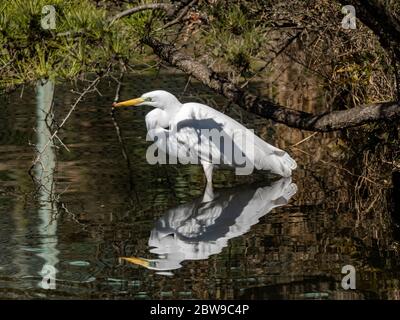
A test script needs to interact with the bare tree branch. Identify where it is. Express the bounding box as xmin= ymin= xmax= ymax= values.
xmin=108 ymin=3 xmax=176 ymax=25
xmin=106 ymin=1 xmax=400 ymax=131
xmin=143 ymin=36 xmax=400 ymax=132
xmin=158 ymin=0 xmax=198 ymax=30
